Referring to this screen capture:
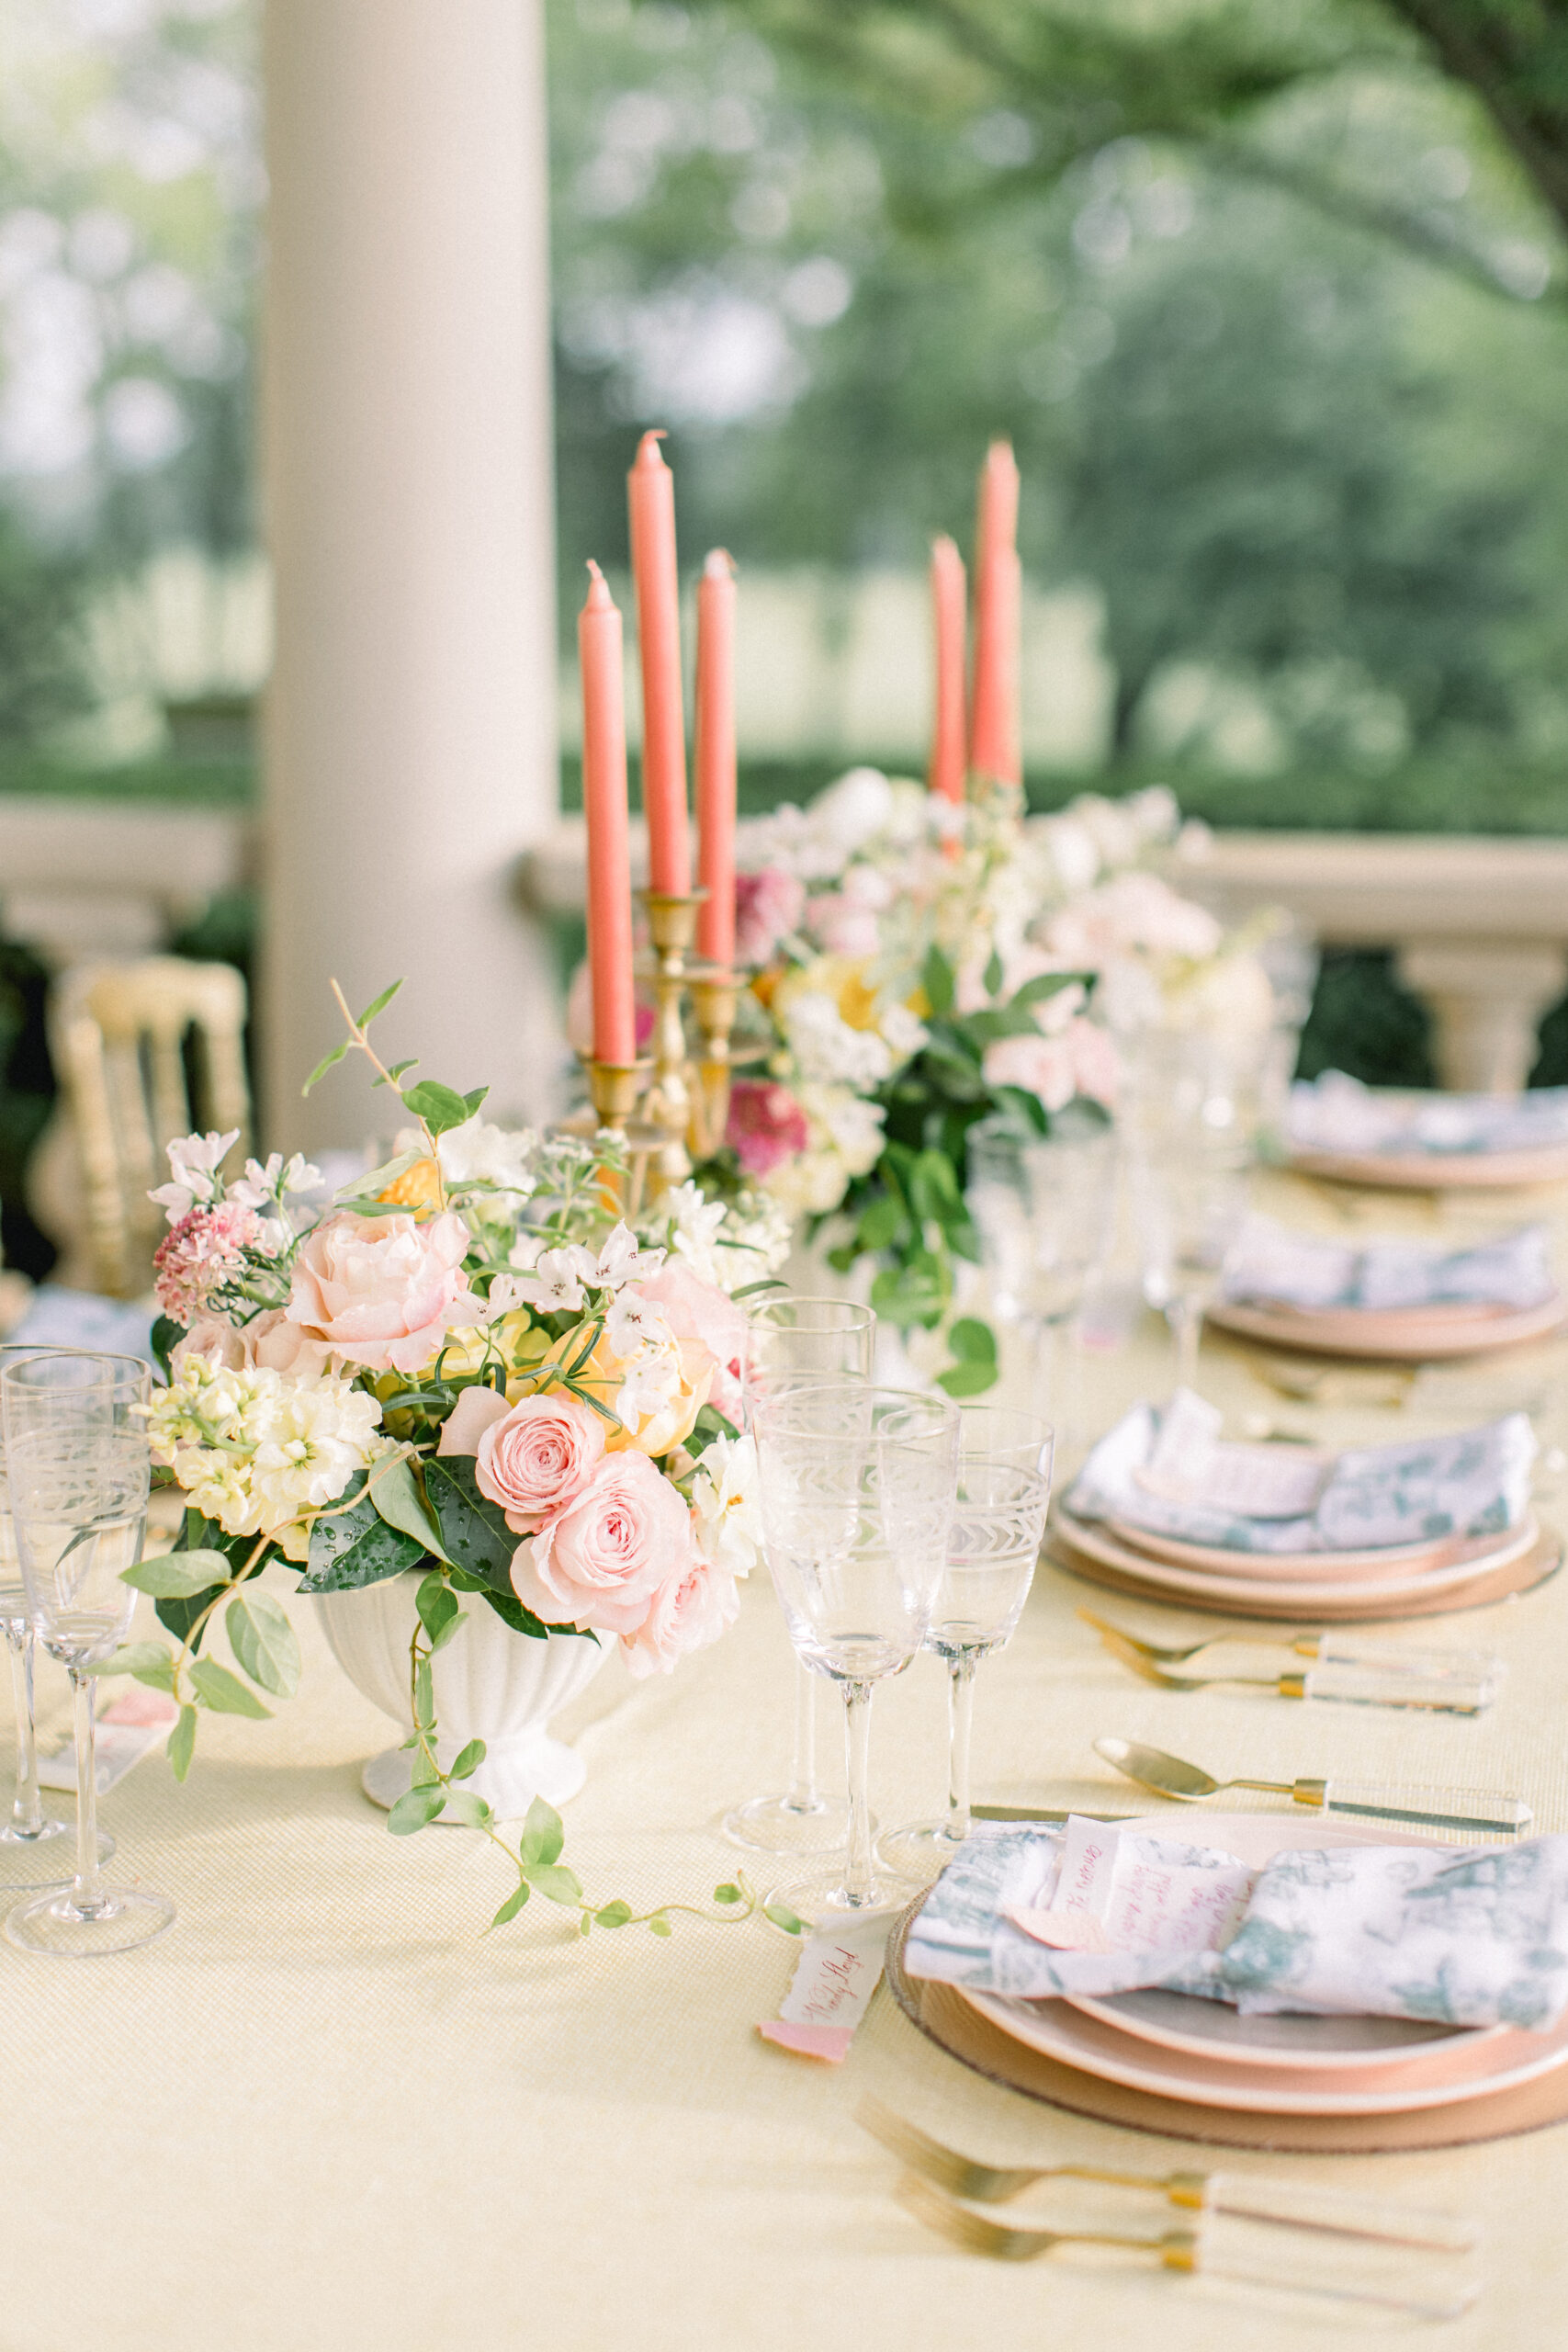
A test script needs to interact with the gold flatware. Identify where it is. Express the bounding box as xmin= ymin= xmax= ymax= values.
xmin=894 ymin=2174 xmax=1478 ymax=2318
xmin=1079 ymin=1613 xmax=1499 ymax=1713
xmin=1094 ymin=1735 xmax=1531 ymax=1836
xmin=859 ymin=2100 xmax=1474 ymax=2248
xmin=1076 ymin=1608 xmax=1500 ymax=1679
